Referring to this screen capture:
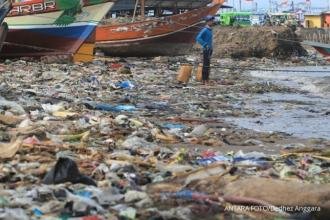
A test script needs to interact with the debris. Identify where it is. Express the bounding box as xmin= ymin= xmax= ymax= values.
xmin=117 ymin=66 xmax=132 ymax=75
xmin=119 ymin=207 xmax=136 ymax=220
xmin=115 ymin=115 xmax=128 ymax=125
xmin=121 ymin=136 xmax=156 ymax=150
xmin=0 ymin=114 xmax=25 ymax=126
xmin=52 ymin=111 xmax=77 ymax=118
xmin=0 ymin=98 xmax=25 ymax=115
xmin=42 ymin=158 xmax=97 ymax=186
xmin=85 ymin=102 xmax=136 ymax=112
xmin=0 ymin=208 xmax=29 ymax=220
xmin=0 ymin=138 xmax=23 ymax=159
xmin=41 ymin=103 xmax=65 ymax=114
xmin=46 ymin=131 xmax=90 ymax=143
xmin=189 ymin=124 xmax=209 ymax=137
xmin=116 ymin=80 xmax=135 ymax=89
xmin=0 ymin=55 xmax=328 ymax=220
xmin=223 ymin=177 xmax=330 ymax=216
xmin=196 ymin=155 xmax=232 ymax=166
xmin=124 ymin=191 xmax=149 ymax=203
xmin=198 ymin=26 xmax=307 ymax=59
